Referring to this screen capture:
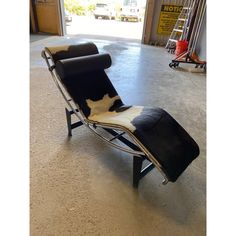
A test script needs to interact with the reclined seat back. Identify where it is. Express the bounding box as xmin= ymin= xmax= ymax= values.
xmin=46 ymin=43 xmax=124 ymax=118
